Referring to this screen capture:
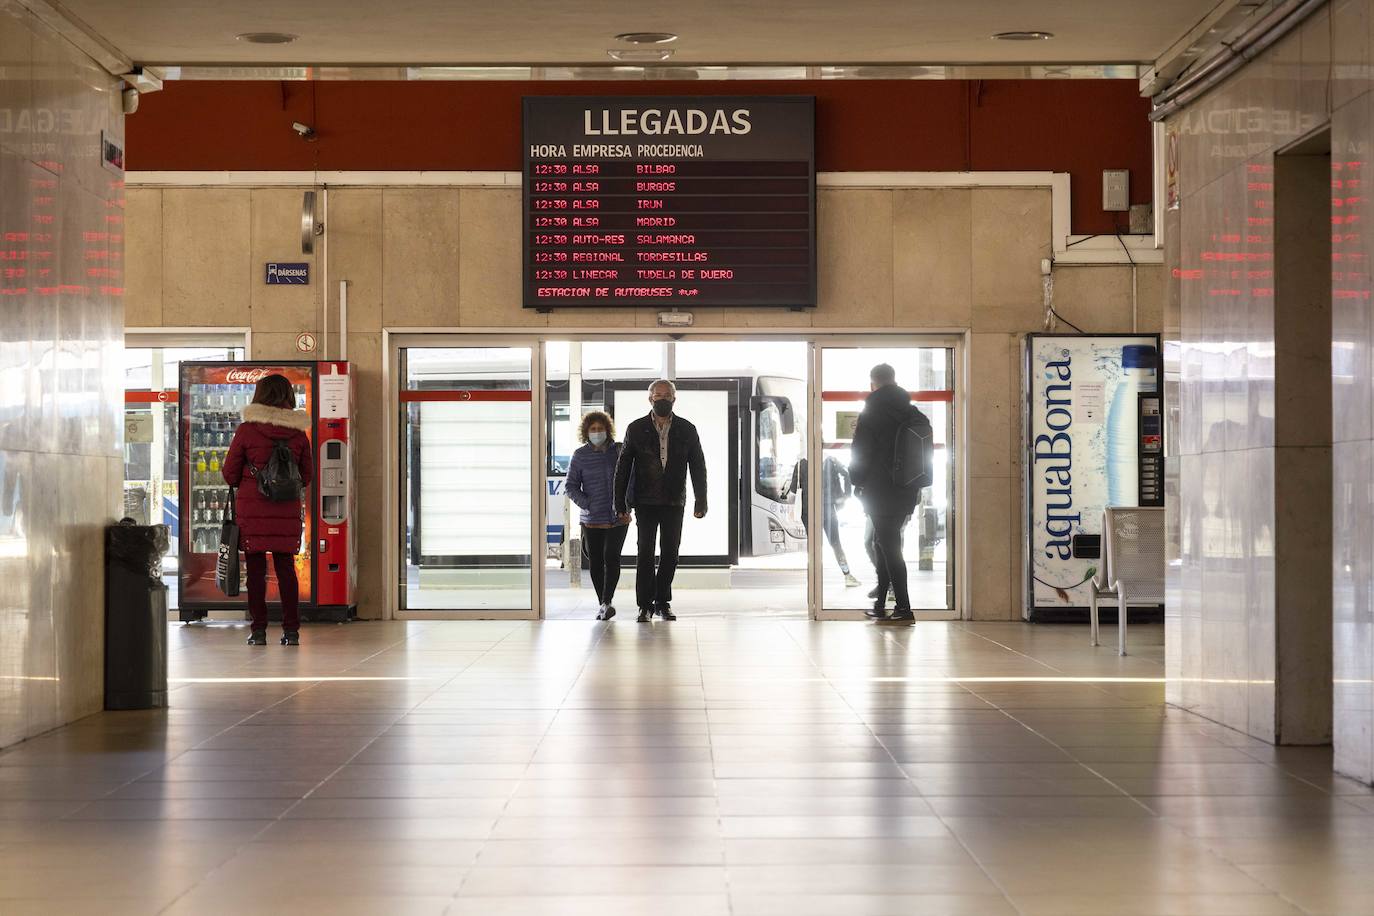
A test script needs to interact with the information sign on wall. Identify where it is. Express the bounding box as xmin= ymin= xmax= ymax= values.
xmin=266 ymin=262 xmax=310 ymax=284
xmin=522 ymin=96 xmax=816 ymax=309
xmin=124 ymin=412 xmax=153 ymax=444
